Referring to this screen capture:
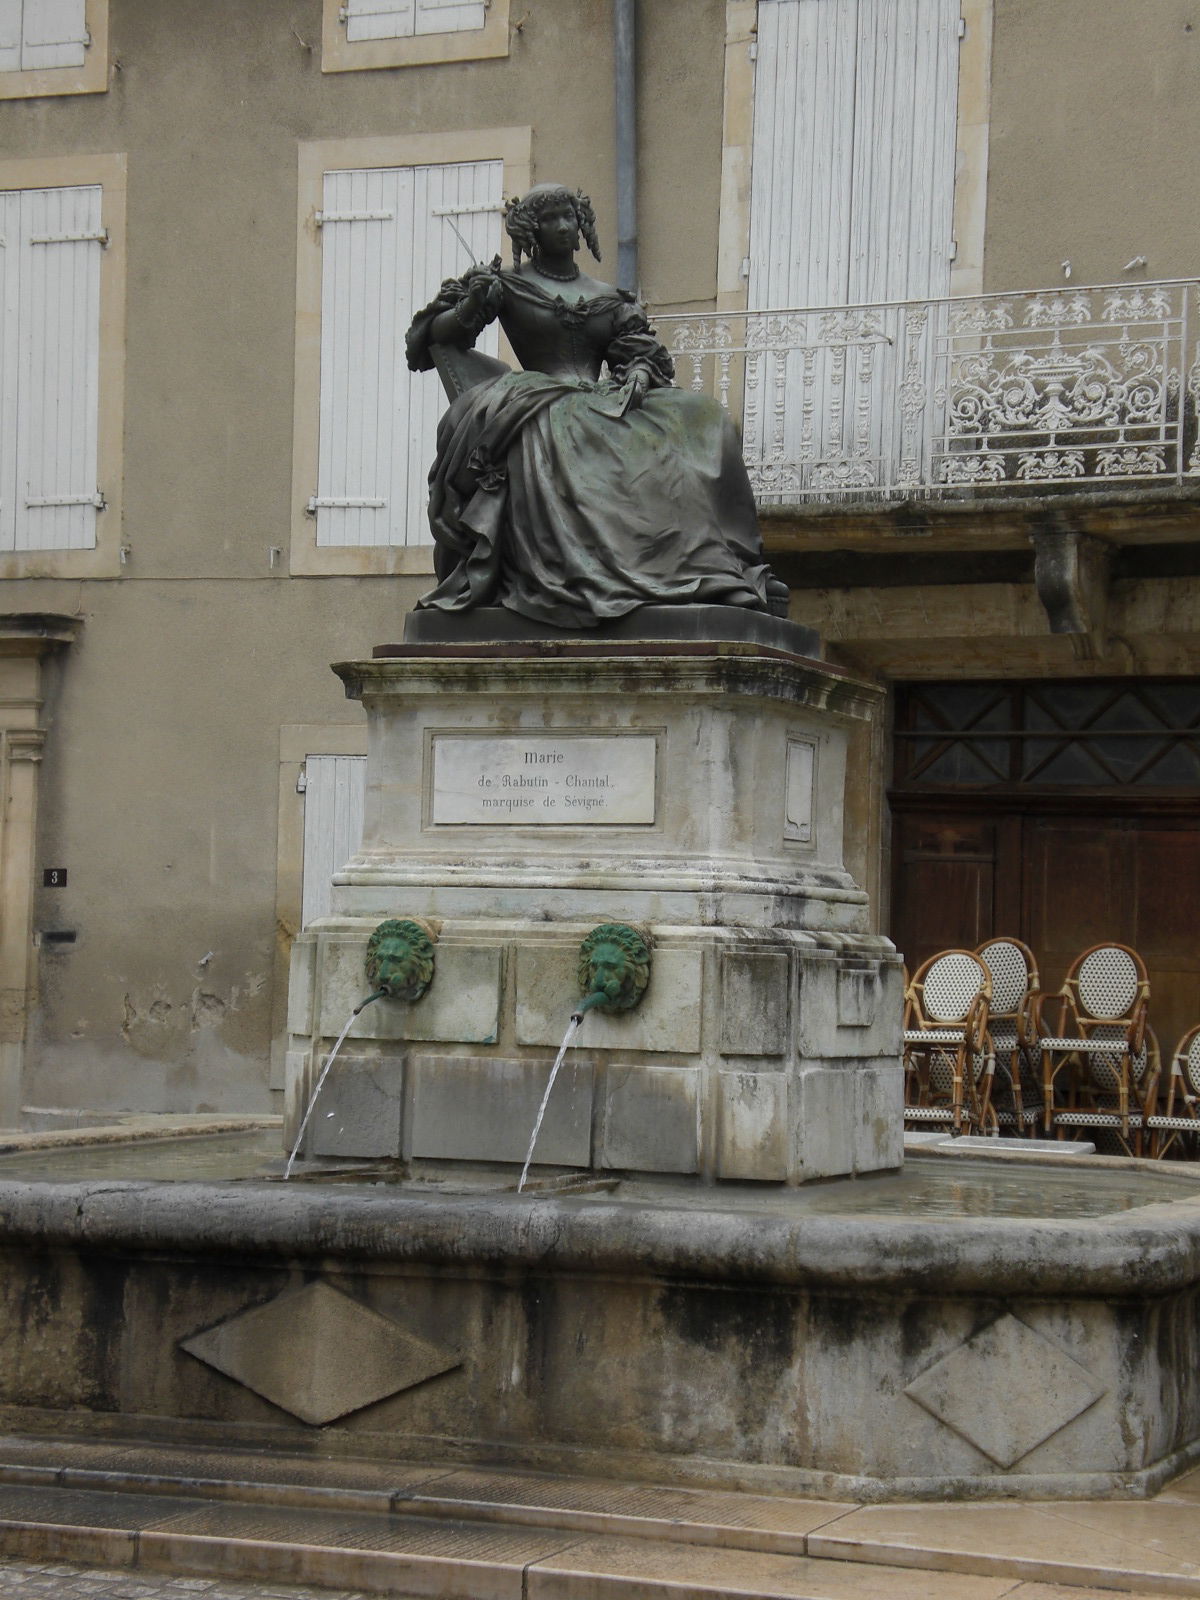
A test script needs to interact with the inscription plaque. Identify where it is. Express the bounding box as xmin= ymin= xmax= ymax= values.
xmin=432 ymin=734 xmax=657 ymax=825
xmin=784 ymin=738 xmax=815 ymax=842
